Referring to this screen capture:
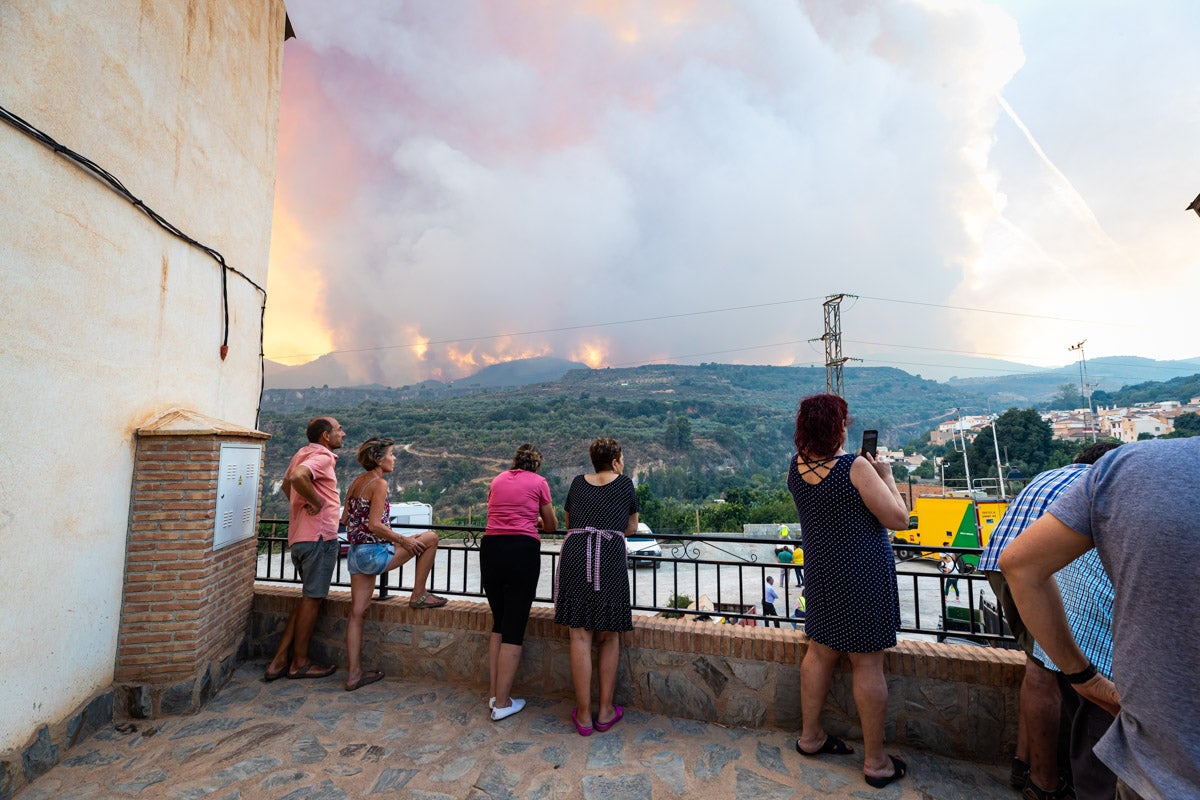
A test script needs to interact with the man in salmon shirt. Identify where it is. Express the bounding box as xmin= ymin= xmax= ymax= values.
xmin=264 ymin=416 xmax=347 ymax=680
